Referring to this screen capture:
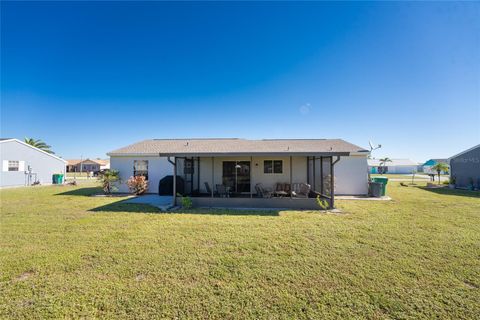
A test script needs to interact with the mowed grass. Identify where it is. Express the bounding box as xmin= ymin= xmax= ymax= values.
xmin=371 ymin=174 xmax=430 ymax=180
xmin=0 ymin=182 xmax=479 ymax=319
xmin=66 ymin=172 xmax=90 ymax=177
